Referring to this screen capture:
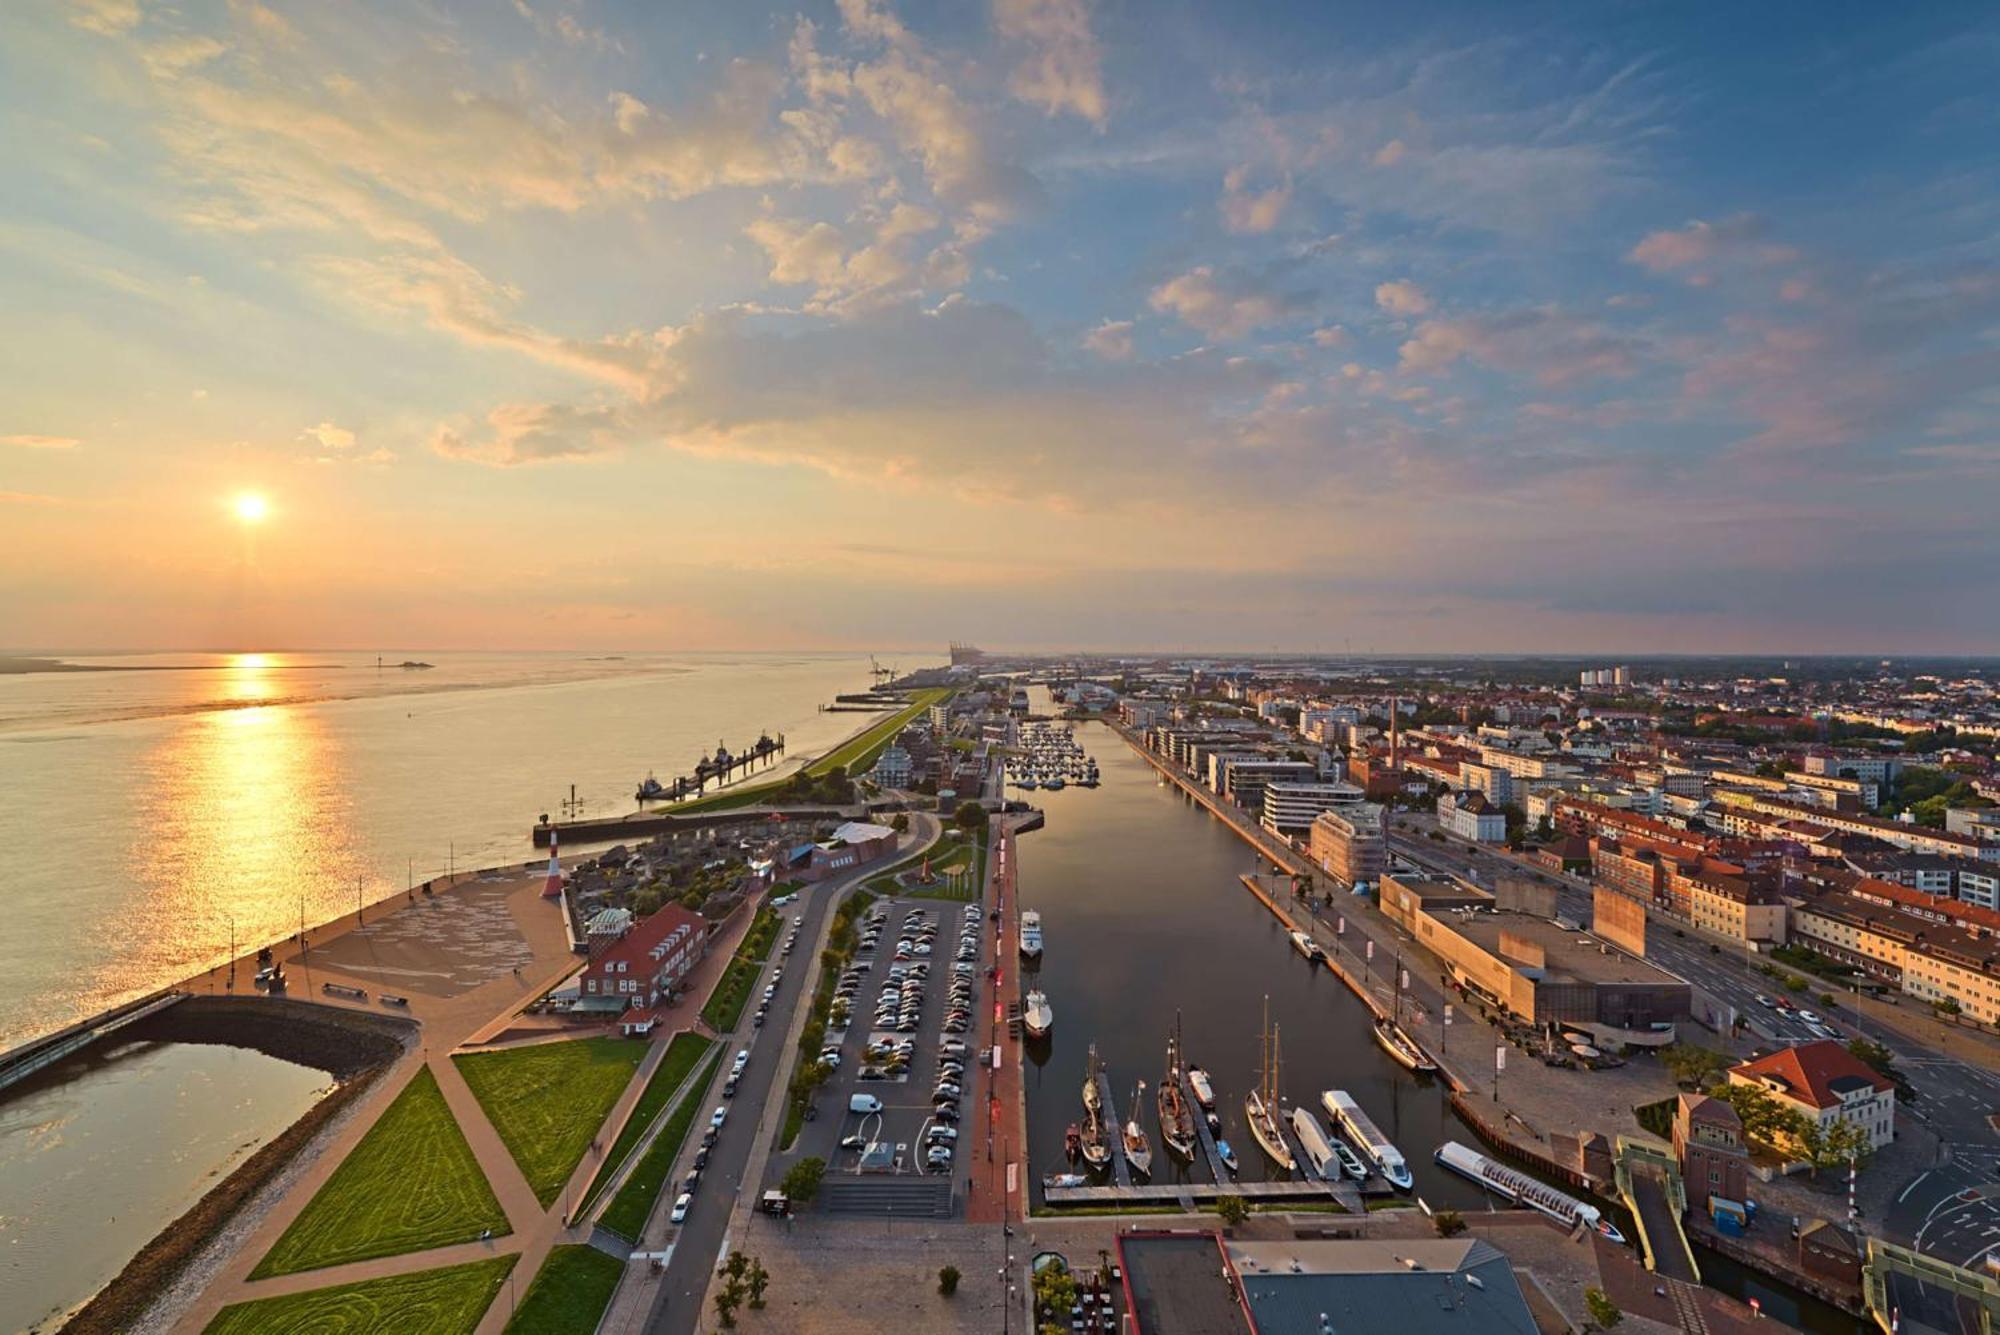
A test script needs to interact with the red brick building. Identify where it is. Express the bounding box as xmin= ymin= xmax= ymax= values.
xmin=578 ymin=903 xmax=710 ymax=1020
